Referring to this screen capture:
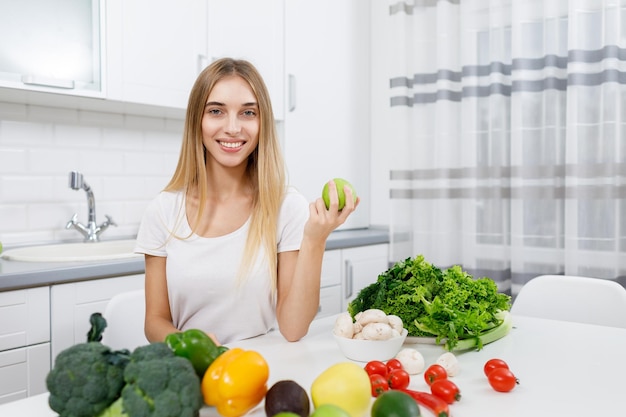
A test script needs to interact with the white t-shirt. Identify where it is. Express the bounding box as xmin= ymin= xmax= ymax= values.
xmin=134 ymin=187 xmax=309 ymax=344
